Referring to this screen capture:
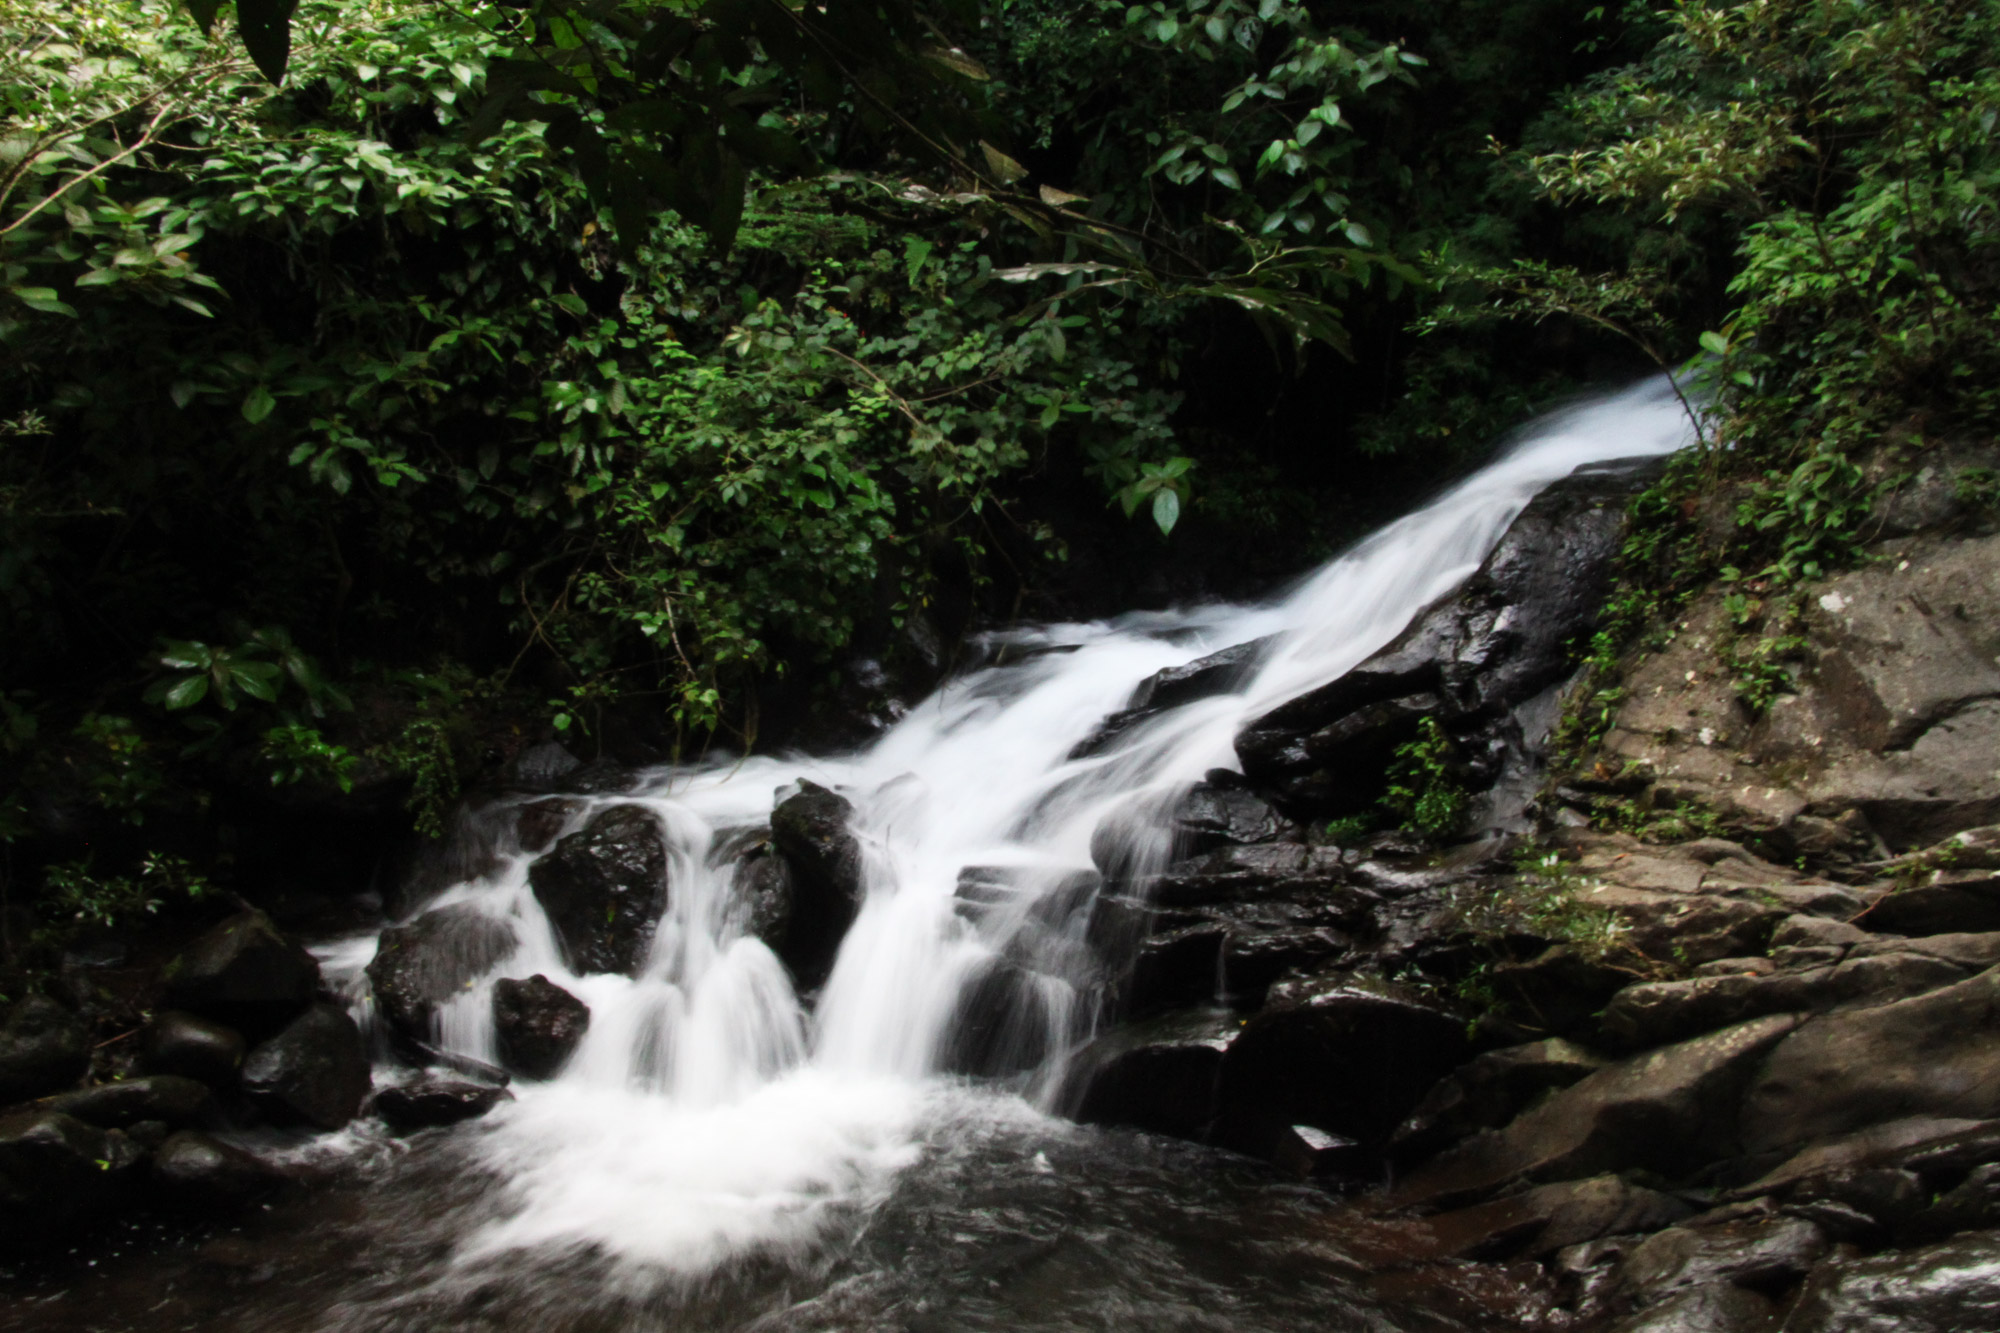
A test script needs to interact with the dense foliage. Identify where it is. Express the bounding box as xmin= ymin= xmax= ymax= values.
xmin=3 ymin=0 xmax=1993 ymax=951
